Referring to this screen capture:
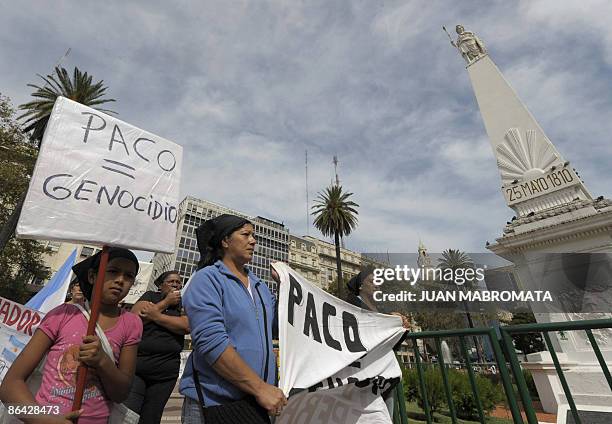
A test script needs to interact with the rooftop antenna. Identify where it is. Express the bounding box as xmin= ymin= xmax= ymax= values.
xmin=305 ymin=150 xmax=310 ymax=235
xmin=333 ymin=155 xmax=340 ymax=186
xmin=25 ymin=48 xmax=70 ymax=144
xmin=46 ymin=48 xmax=72 ymax=86
xmin=332 ymin=155 xmax=346 ymax=248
